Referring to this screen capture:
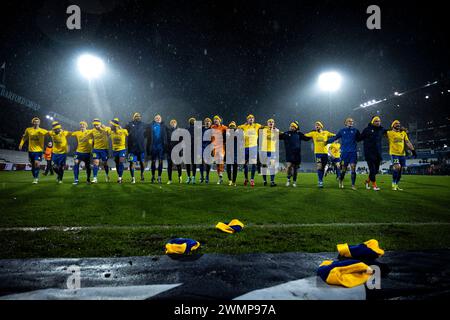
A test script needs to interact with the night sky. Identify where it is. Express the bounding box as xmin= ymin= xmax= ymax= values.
xmin=1 ymin=0 xmax=449 ymax=132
